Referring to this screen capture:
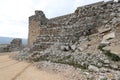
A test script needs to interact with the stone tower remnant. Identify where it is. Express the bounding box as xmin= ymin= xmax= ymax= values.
xmin=28 ymin=1 xmax=120 ymax=54
xmin=28 ymin=10 xmax=48 ymax=47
